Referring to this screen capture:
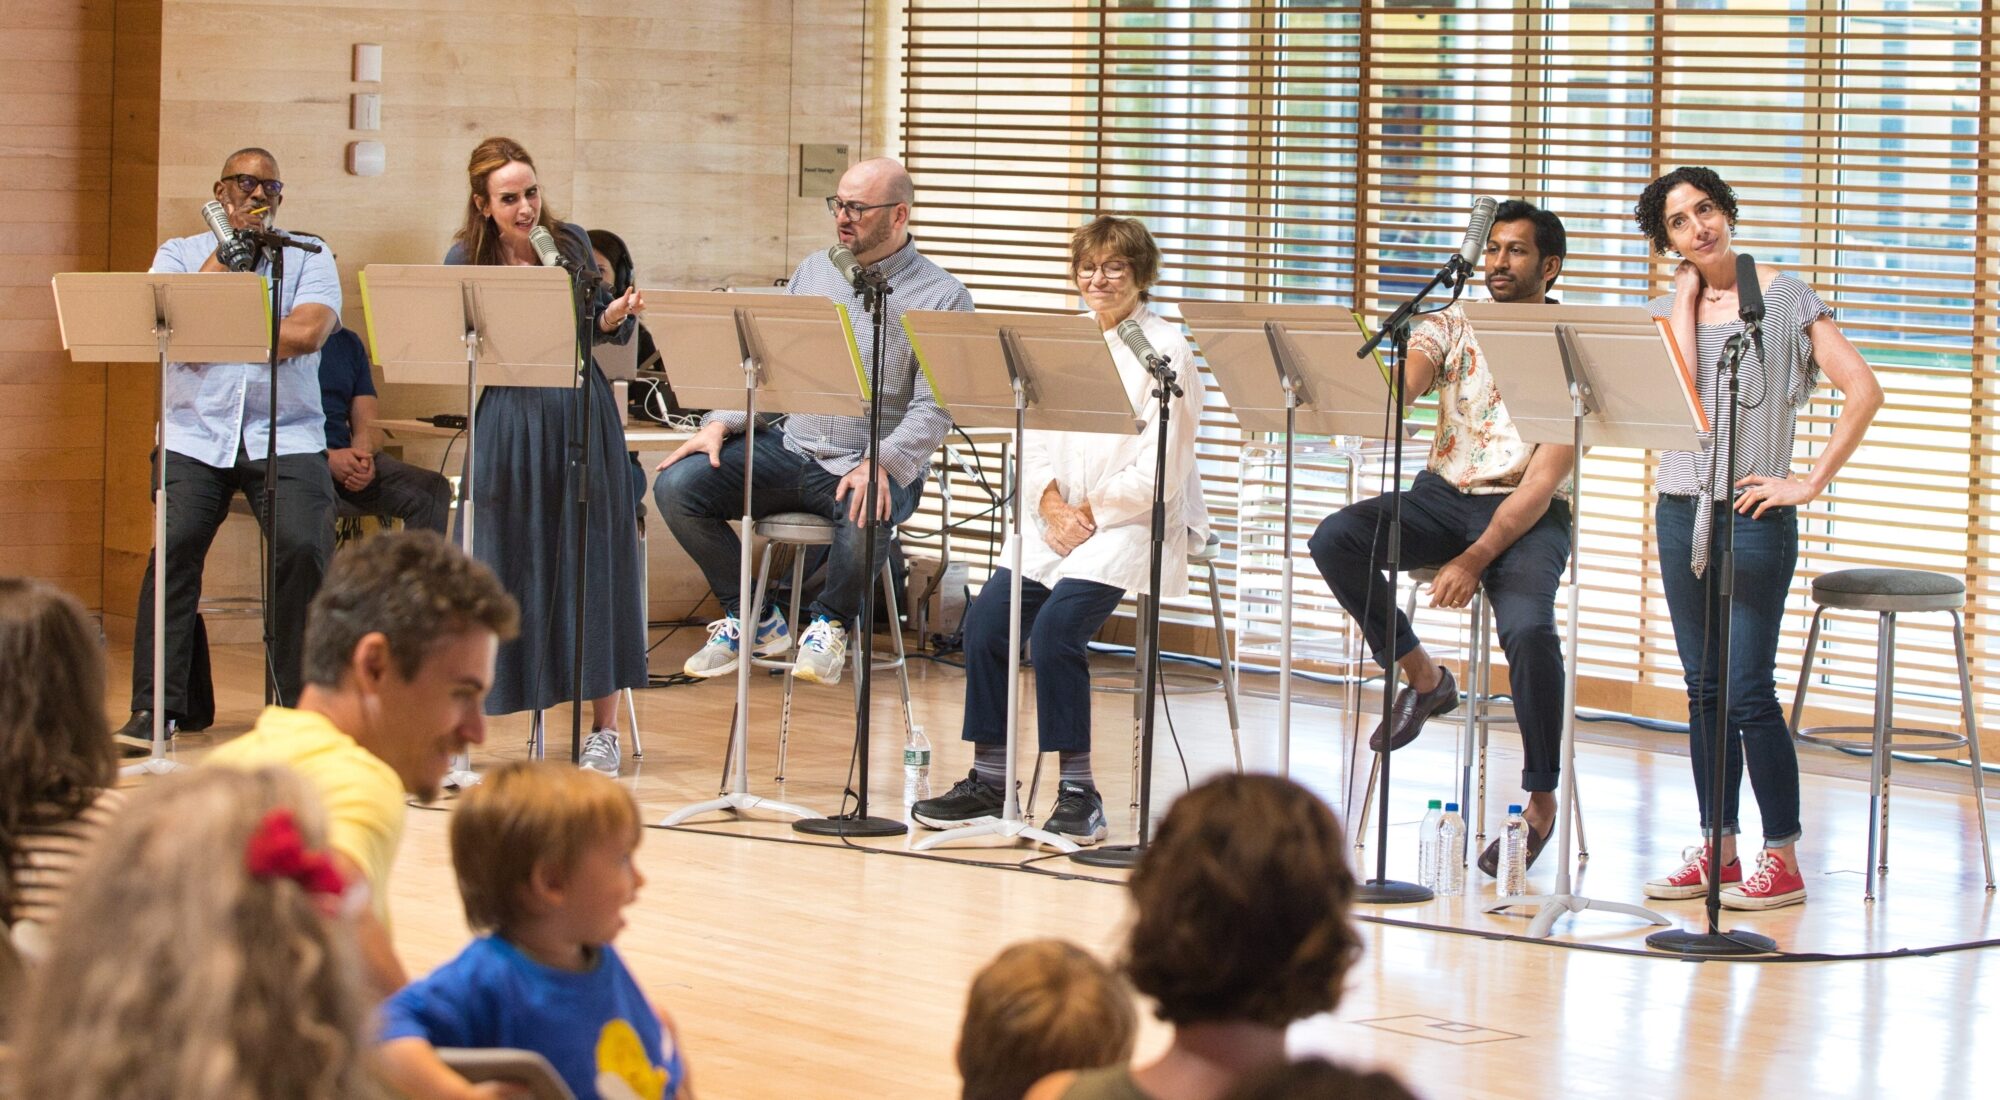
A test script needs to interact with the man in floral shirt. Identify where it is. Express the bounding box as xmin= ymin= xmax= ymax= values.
xmin=1309 ymin=201 xmax=1575 ymax=877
